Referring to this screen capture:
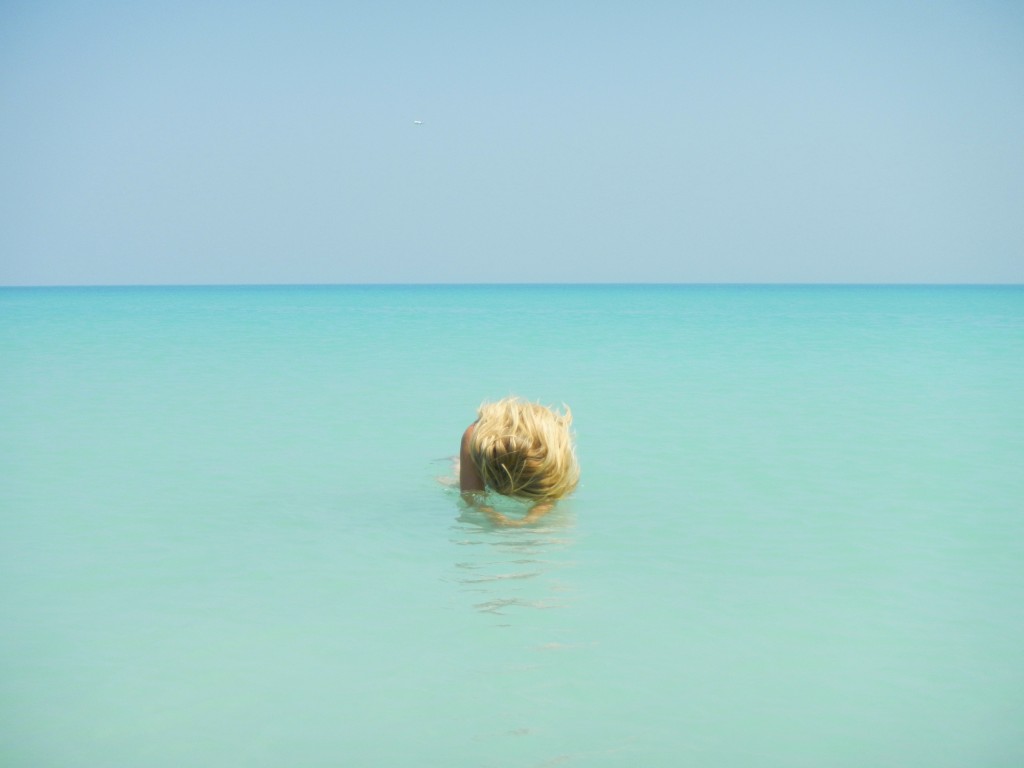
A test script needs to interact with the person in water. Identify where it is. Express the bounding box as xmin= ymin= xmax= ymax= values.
xmin=460 ymin=397 xmax=580 ymax=526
